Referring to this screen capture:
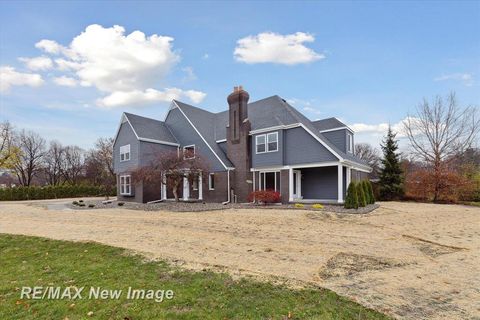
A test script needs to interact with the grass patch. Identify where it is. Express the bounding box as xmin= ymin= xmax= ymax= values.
xmin=0 ymin=234 xmax=390 ymax=319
